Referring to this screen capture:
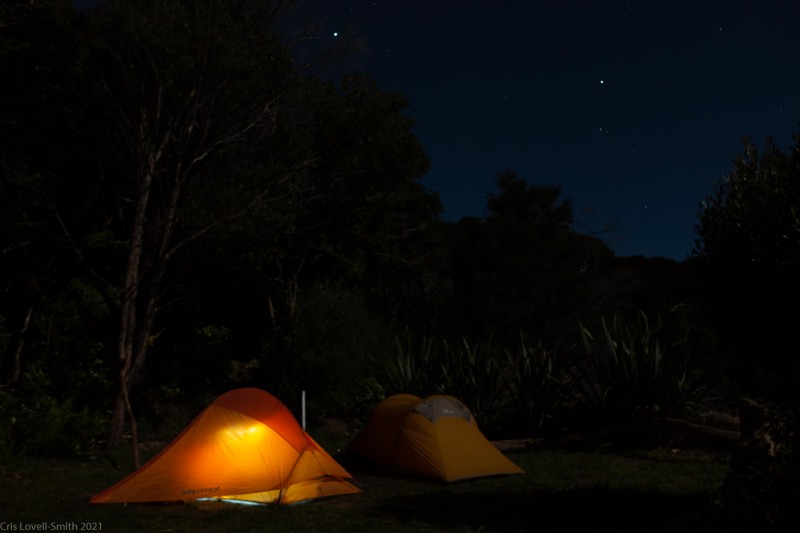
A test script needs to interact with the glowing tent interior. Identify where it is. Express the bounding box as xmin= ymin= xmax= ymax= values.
xmin=349 ymin=394 xmax=525 ymax=482
xmin=90 ymin=388 xmax=361 ymax=505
